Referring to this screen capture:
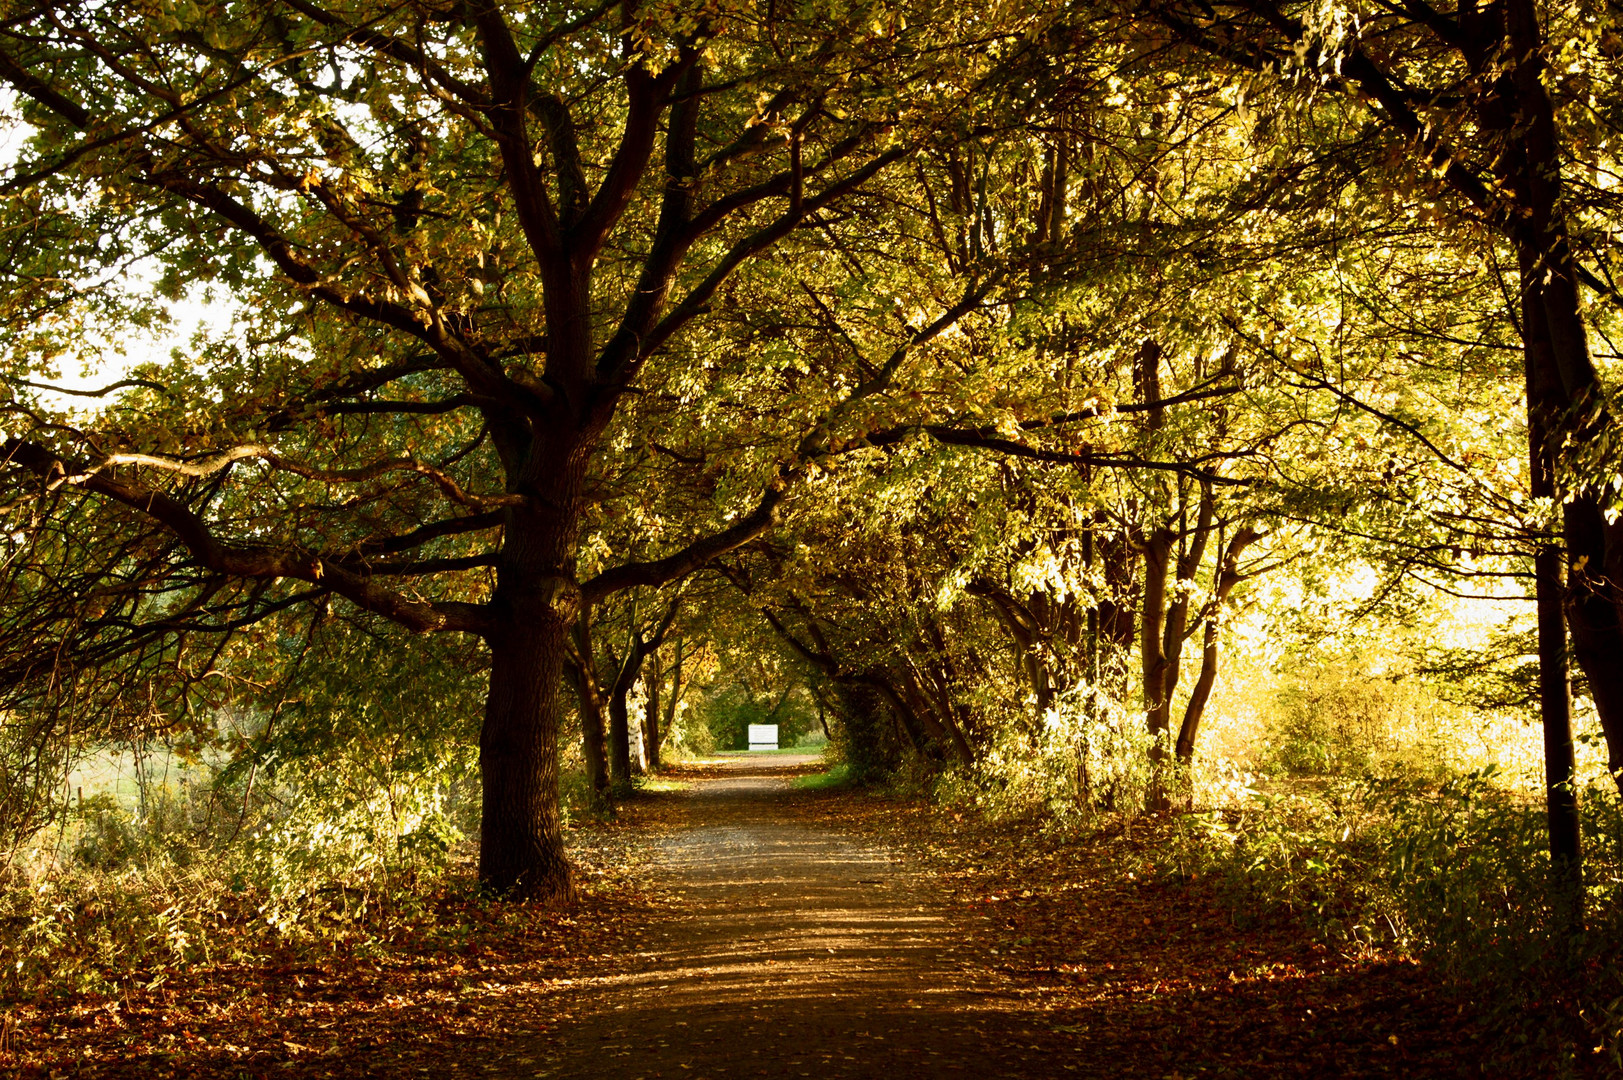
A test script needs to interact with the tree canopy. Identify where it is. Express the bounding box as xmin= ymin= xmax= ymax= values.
xmin=1 ymin=0 xmax=1620 ymax=908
